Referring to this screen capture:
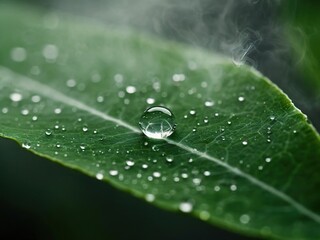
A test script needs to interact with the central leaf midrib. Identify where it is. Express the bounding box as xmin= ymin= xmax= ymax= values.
xmin=0 ymin=65 xmax=319 ymax=224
